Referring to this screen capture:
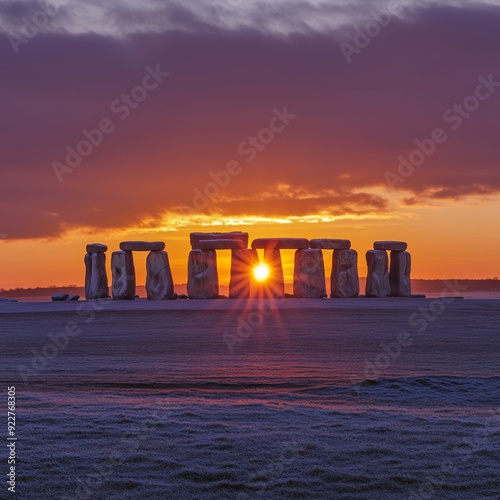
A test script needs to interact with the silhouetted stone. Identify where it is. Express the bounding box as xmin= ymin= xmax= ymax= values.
xmin=199 ymin=239 xmax=246 ymax=250
xmin=374 ymin=241 xmax=407 ymax=252
xmin=331 ymin=249 xmax=359 ymax=298
xmin=293 ymin=249 xmax=326 ymax=298
xmin=229 ymin=248 xmax=259 ymax=298
xmin=146 ymin=251 xmax=175 ymax=300
xmin=119 ymin=241 xmax=165 ymax=252
xmin=84 ymin=252 xmax=92 ymax=299
xmin=112 ymin=250 xmax=136 ymax=300
xmin=51 ymin=294 xmax=69 ymax=301
xmin=187 ymin=249 xmax=219 ymax=299
xmin=310 ymin=239 xmax=351 ymax=250
xmin=251 ymin=238 xmax=309 ymax=249
xmin=86 ymin=243 xmax=108 ymax=253
xmin=365 ymin=250 xmax=390 ymax=297
xmin=67 ymin=295 xmax=80 ymax=301
xmin=390 ymin=251 xmax=412 ymax=297
xmin=190 ymin=232 xmax=248 ymax=249
xmin=86 ymin=252 xmax=109 ymax=300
